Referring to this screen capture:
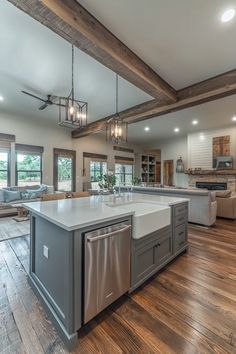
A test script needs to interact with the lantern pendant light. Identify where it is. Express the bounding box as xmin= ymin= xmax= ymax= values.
xmin=59 ymin=45 xmax=88 ymax=128
xmin=106 ymin=74 xmax=128 ymax=144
